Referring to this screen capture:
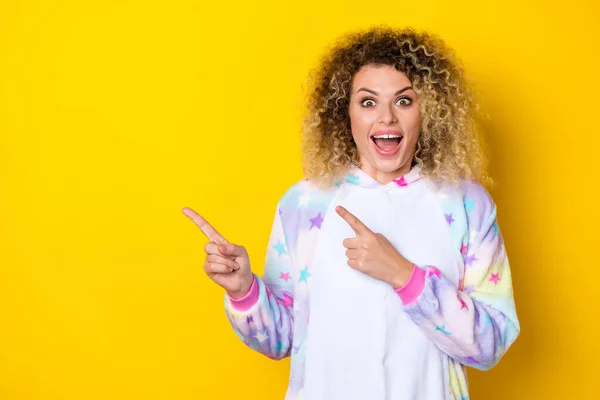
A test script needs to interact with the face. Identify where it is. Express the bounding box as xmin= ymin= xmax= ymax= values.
xmin=348 ymin=64 xmax=421 ymax=183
